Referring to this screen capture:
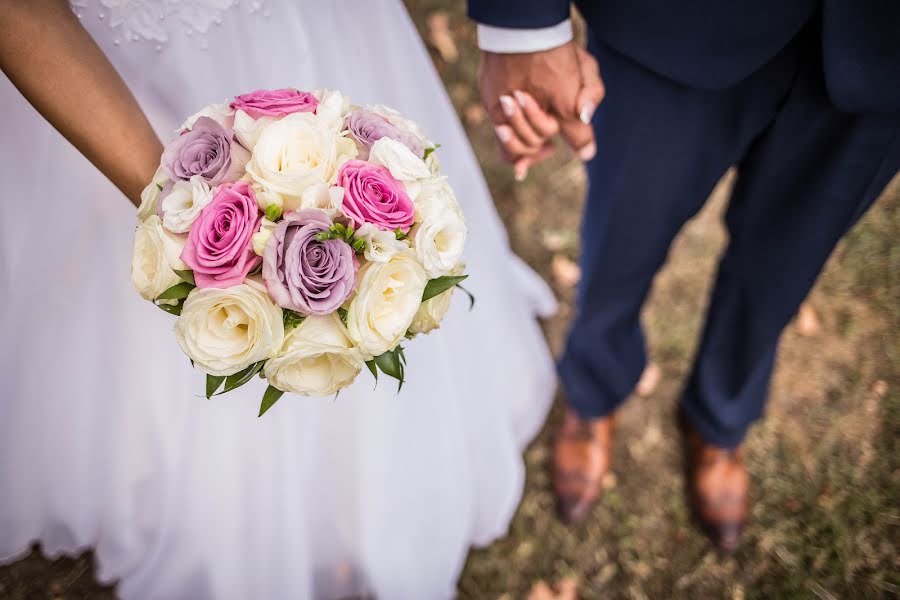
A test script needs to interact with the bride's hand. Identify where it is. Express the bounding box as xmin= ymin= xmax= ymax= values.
xmin=493 ymin=90 xmax=559 ymax=181
xmin=0 ymin=0 xmax=162 ymax=206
